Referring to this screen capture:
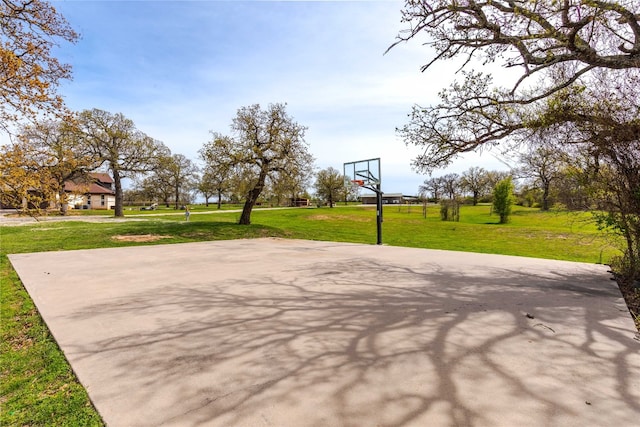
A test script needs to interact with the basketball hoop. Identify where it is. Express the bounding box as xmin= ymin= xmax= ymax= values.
xmin=344 ymin=158 xmax=383 ymax=245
